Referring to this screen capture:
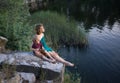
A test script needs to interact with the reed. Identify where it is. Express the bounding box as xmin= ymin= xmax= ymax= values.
xmin=64 ymin=71 xmax=81 ymax=83
xmin=29 ymin=11 xmax=88 ymax=49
